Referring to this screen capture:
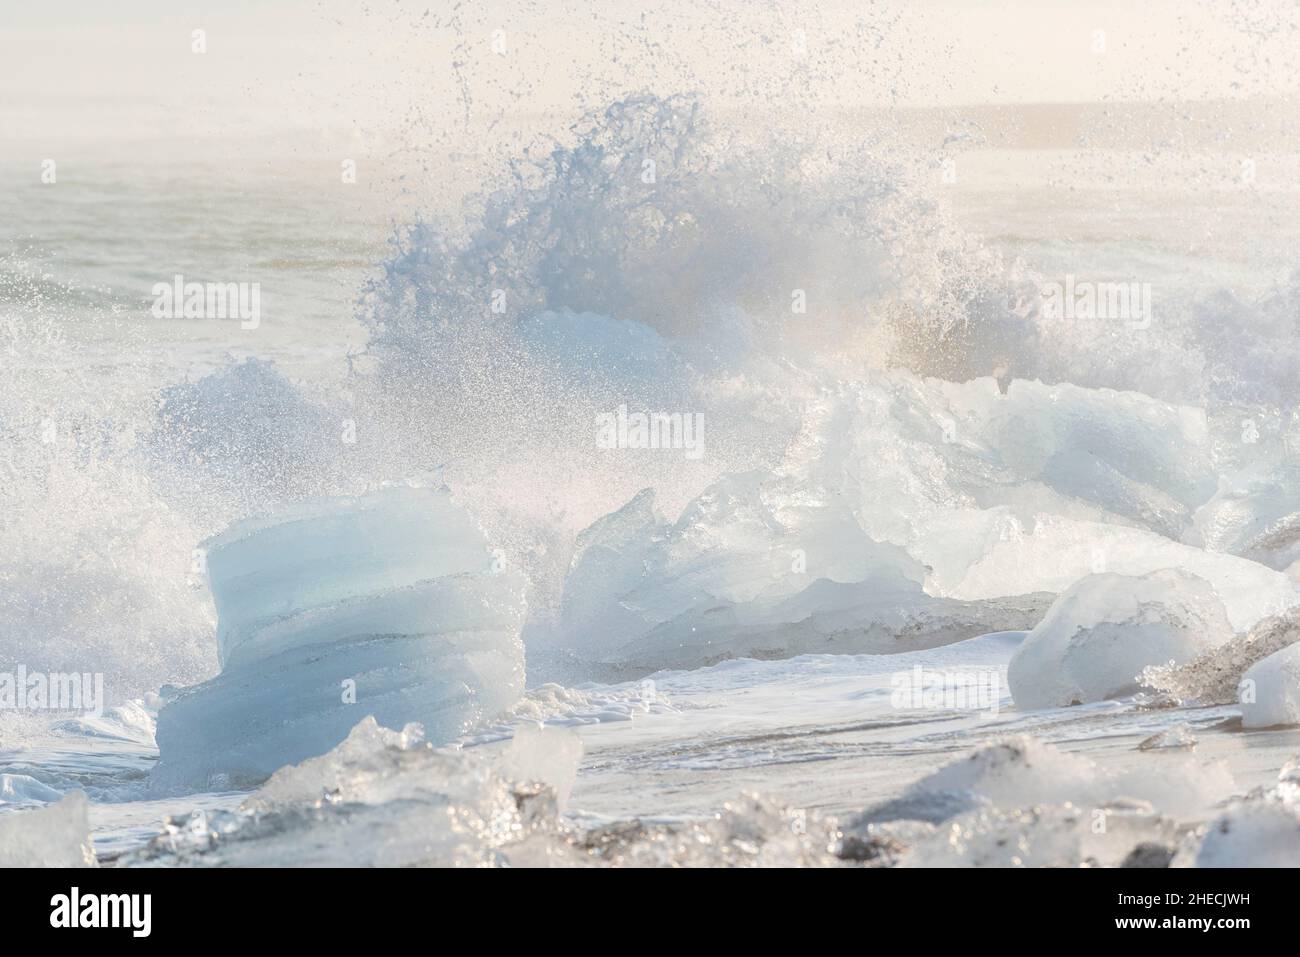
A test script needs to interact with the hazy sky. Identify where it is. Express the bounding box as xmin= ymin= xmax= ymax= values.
xmin=3 ymin=0 xmax=1298 ymax=148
